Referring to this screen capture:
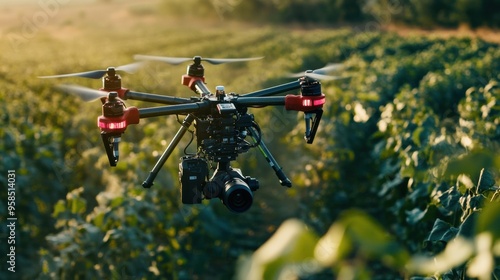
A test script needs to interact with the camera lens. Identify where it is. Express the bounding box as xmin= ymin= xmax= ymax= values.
xmin=223 ymin=178 xmax=253 ymax=213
